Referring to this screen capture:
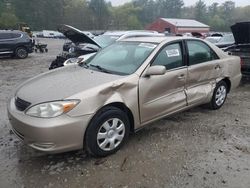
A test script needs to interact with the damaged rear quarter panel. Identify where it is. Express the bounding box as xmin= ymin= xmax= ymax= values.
xmin=210 ymin=41 xmax=242 ymax=89
xmin=219 ymin=55 xmax=242 ymax=89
